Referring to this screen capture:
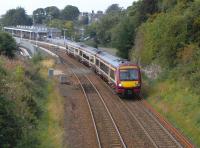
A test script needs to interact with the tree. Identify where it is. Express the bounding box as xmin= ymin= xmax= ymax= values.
xmin=158 ymin=0 xmax=177 ymax=11
xmin=44 ymin=6 xmax=60 ymax=19
xmin=128 ymin=0 xmax=159 ymax=25
xmin=112 ymin=17 xmax=135 ymax=59
xmin=96 ymin=14 xmax=121 ymax=45
xmin=33 ymin=8 xmax=46 ymax=24
xmin=0 ymin=32 xmax=17 ymax=58
xmin=61 ymin=5 xmax=80 ymax=21
xmin=135 ymin=12 xmax=187 ymax=67
xmin=48 ymin=19 xmax=64 ymax=29
xmin=48 ymin=19 xmax=74 ymax=38
xmin=1 ymin=7 xmax=32 ymax=26
xmin=85 ymin=9 xmax=123 ymax=46
xmin=106 ymin=4 xmax=122 ymax=14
